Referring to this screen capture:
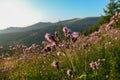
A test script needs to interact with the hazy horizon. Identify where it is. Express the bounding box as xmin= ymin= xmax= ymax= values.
xmin=0 ymin=16 xmax=101 ymax=30
xmin=0 ymin=0 xmax=109 ymax=29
